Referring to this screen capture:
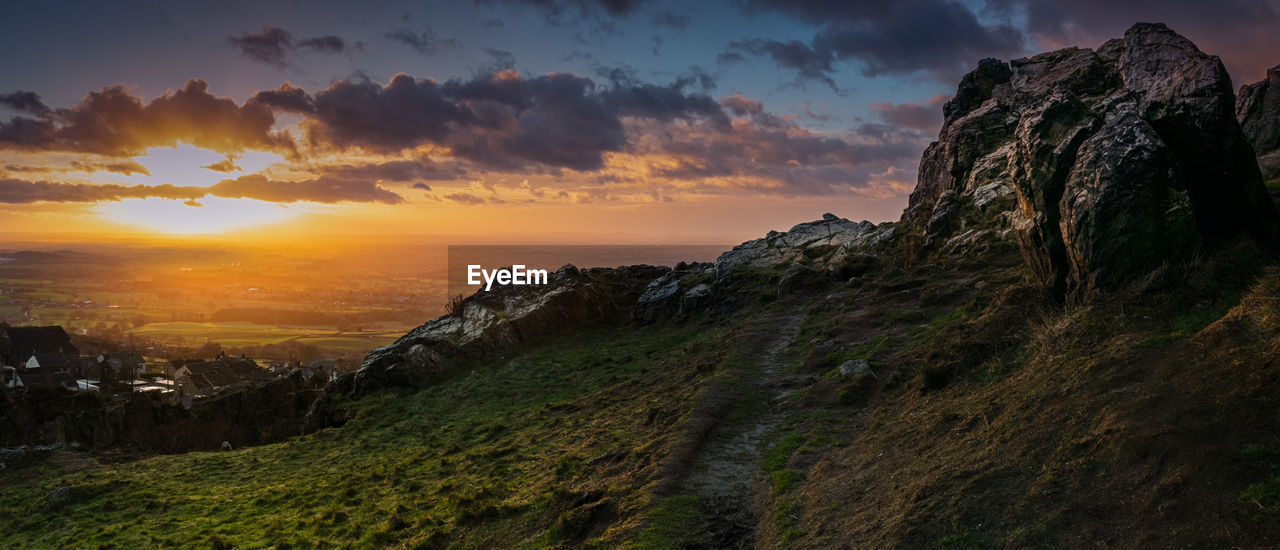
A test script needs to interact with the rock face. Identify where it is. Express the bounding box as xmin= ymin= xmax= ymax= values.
xmin=906 ymin=23 xmax=1278 ymax=299
xmin=714 ymin=213 xmax=887 ymax=278
xmin=1238 ymin=65 xmax=1280 ymax=181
